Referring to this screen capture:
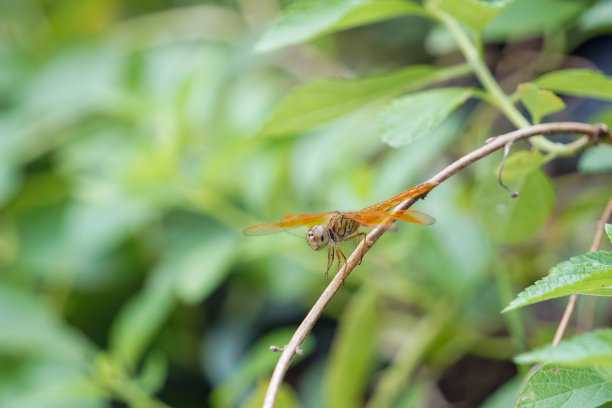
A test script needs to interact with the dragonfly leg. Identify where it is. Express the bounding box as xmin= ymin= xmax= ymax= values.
xmin=343 ymin=232 xmax=368 ymax=265
xmin=357 ymin=232 xmax=368 ymax=264
xmin=335 ymin=245 xmax=347 ymax=274
xmin=325 ymin=246 xmax=335 ymax=280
